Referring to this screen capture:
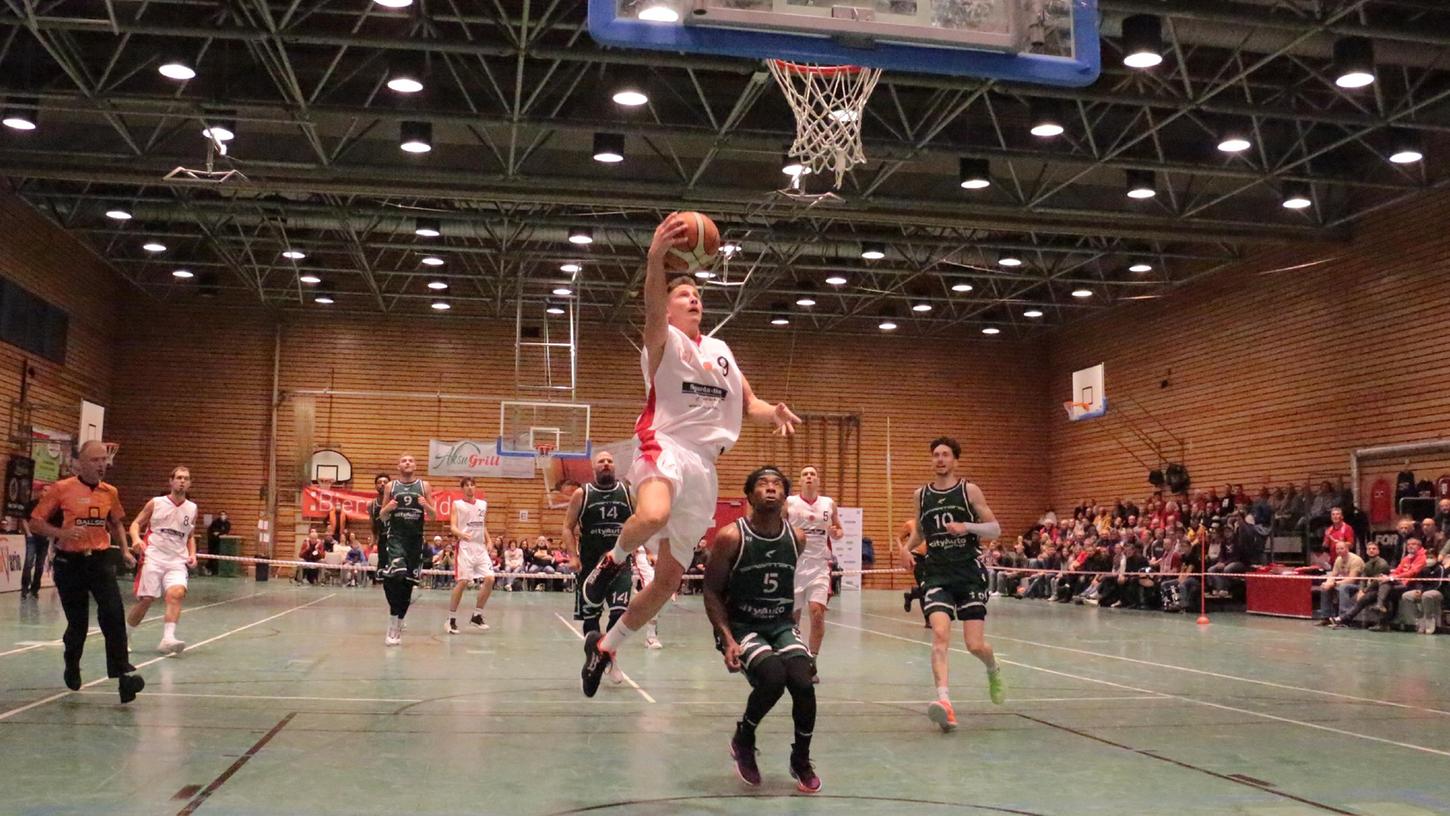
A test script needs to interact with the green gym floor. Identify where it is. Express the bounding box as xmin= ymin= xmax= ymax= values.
xmin=2 ymin=580 xmax=1448 ymax=816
